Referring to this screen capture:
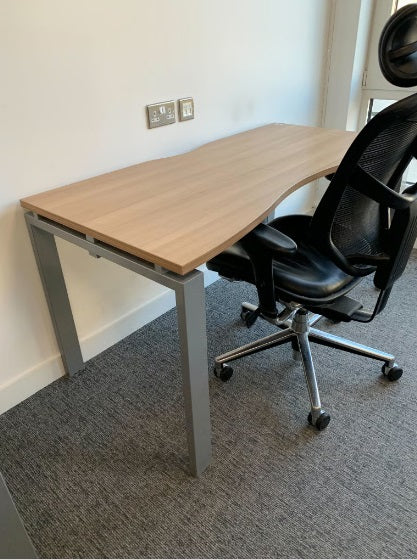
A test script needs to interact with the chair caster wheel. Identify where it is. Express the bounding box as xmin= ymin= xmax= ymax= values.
xmin=214 ymin=364 xmax=234 ymax=382
xmin=308 ymin=411 xmax=331 ymax=430
xmin=382 ymin=364 xmax=403 ymax=381
xmin=240 ymin=306 xmax=256 ymax=327
xmin=240 ymin=306 xmax=251 ymax=323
